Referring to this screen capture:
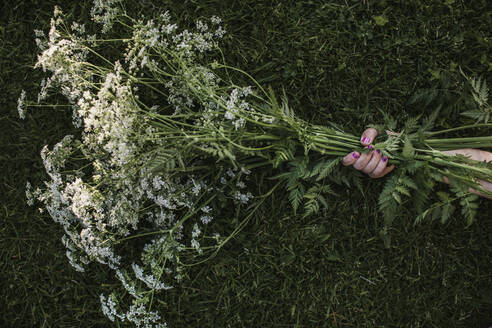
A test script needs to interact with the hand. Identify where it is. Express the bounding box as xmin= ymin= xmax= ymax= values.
xmin=341 ymin=128 xmax=395 ymax=178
